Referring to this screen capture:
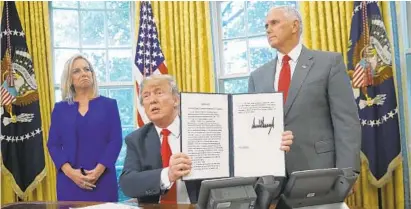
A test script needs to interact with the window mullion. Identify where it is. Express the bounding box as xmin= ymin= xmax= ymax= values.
xmin=104 ymin=3 xmax=110 ymax=84
xmin=130 ymin=2 xmax=137 ymax=127
xmin=78 ymin=2 xmax=82 ymax=51
xmin=244 ymin=2 xmax=251 ymax=74
xmin=211 ymin=2 xmax=224 ymax=93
